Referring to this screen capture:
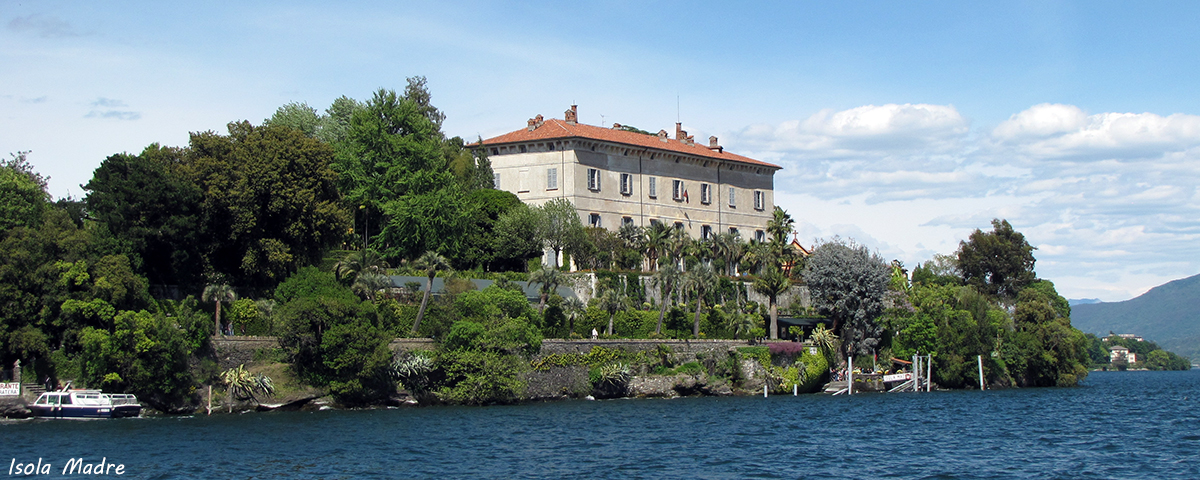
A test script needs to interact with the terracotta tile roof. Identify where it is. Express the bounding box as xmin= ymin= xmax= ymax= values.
xmin=477 ymin=118 xmax=781 ymax=170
